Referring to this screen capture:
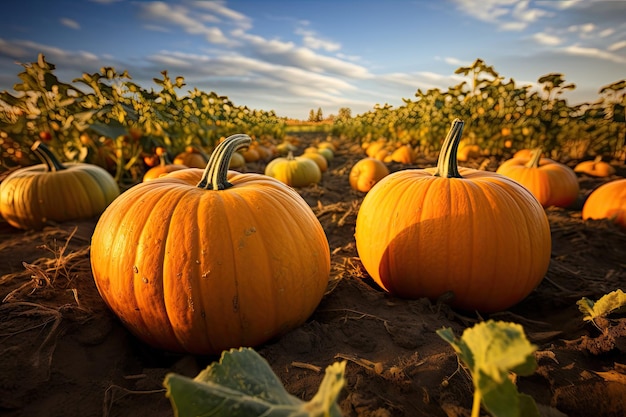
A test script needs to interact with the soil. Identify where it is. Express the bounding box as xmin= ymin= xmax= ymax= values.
xmin=1 ymin=132 xmax=625 ymax=417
